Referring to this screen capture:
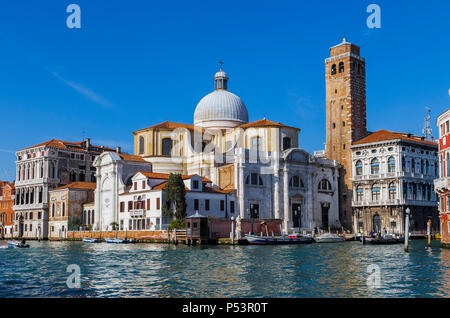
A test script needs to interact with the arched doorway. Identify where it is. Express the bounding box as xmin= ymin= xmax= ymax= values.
xmin=373 ymin=213 xmax=381 ymax=233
